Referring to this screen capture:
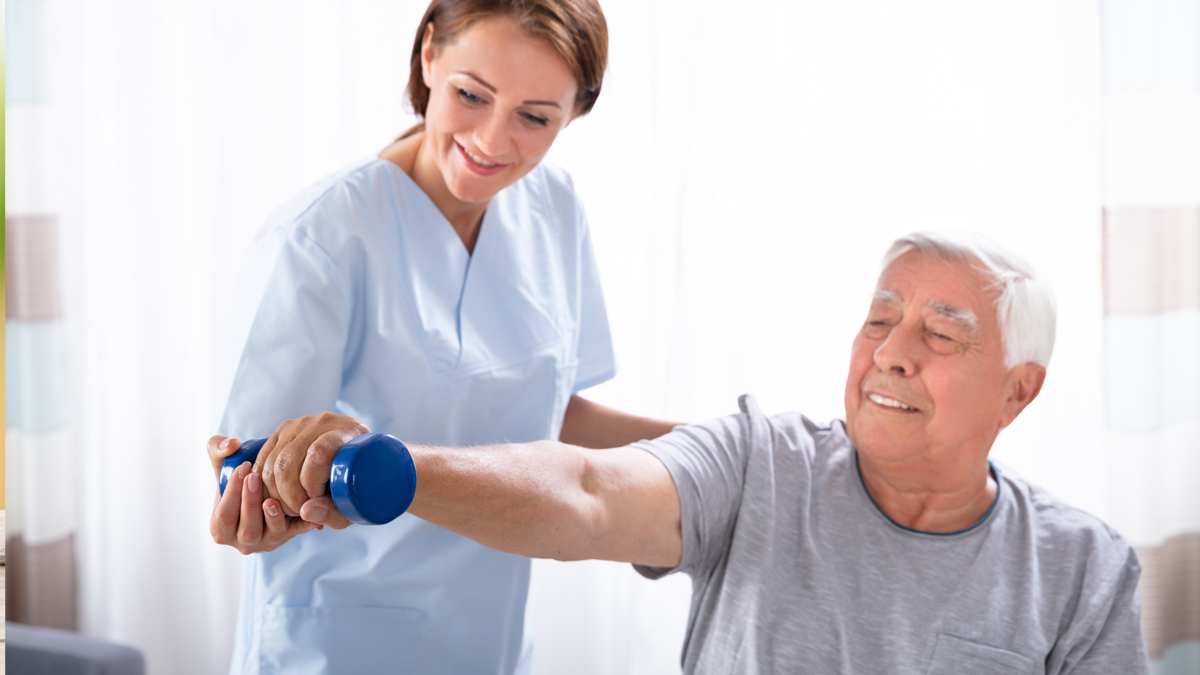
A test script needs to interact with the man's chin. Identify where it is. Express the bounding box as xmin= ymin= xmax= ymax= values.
xmin=847 ymin=420 xmax=925 ymax=464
